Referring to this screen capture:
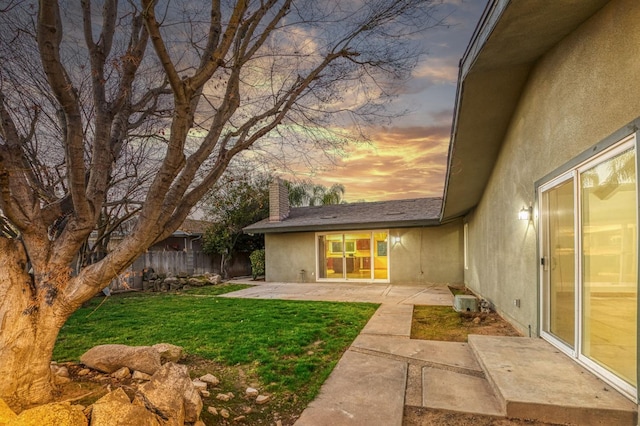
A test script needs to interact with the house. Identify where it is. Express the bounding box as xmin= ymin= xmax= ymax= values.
xmin=245 ymin=0 xmax=640 ymax=405
xmin=443 ymin=0 xmax=639 ymax=403
xmin=244 ymin=180 xmax=463 ymax=284
xmin=147 ymin=218 xmax=209 ymax=252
